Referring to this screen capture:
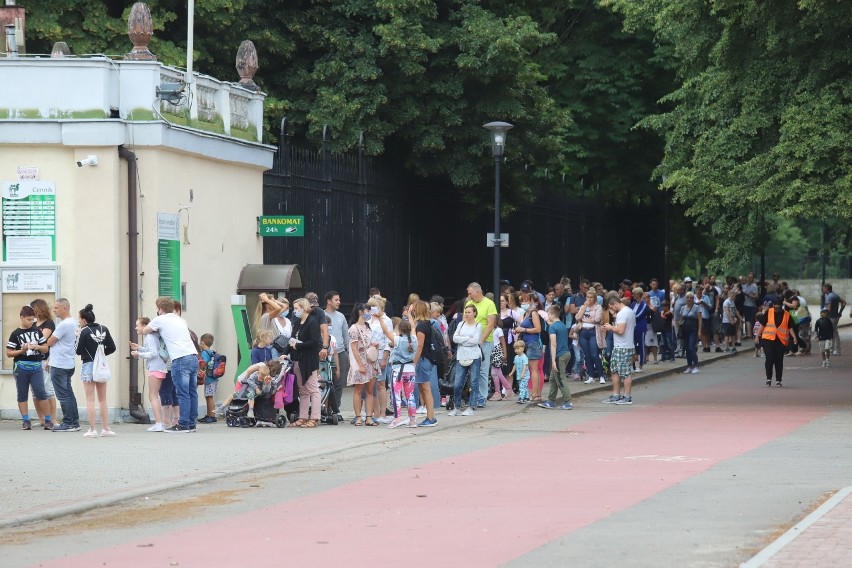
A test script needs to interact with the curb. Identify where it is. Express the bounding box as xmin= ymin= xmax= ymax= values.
xmin=739 ymin=486 xmax=852 ymax=567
